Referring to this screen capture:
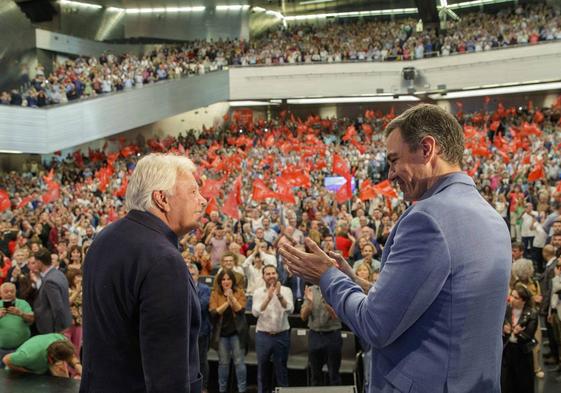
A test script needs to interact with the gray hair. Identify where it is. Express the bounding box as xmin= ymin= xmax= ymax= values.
xmin=125 ymin=154 xmax=196 ymax=212
xmin=384 ymin=103 xmax=464 ymax=168
xmin=512 ymin=258 xmax=534 ymax=283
